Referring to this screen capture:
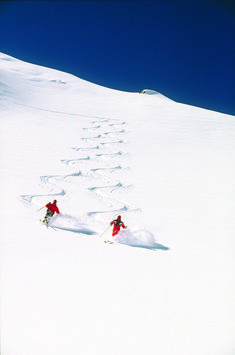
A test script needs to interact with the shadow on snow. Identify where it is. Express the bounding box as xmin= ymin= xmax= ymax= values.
xmin=111 ymin=229 xmax=169 ymax=251
xmin=50 ymin=214 xmax=96 ymax=235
